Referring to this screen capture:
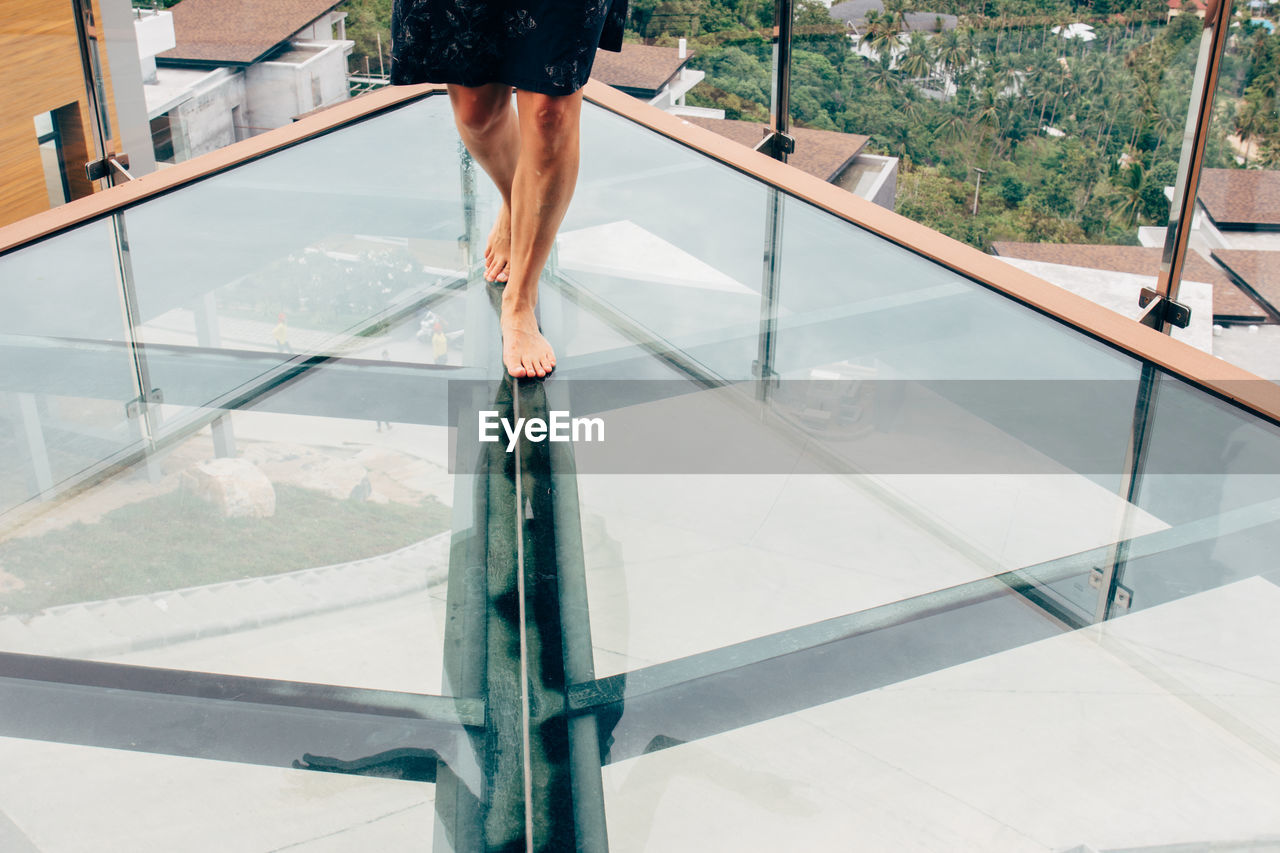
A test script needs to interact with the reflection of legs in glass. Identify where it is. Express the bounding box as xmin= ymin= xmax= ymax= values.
xmin=448 ymin=84 xmax=582 ymax=378
xmin=447 ymin=83 xmax=519 ymax=286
